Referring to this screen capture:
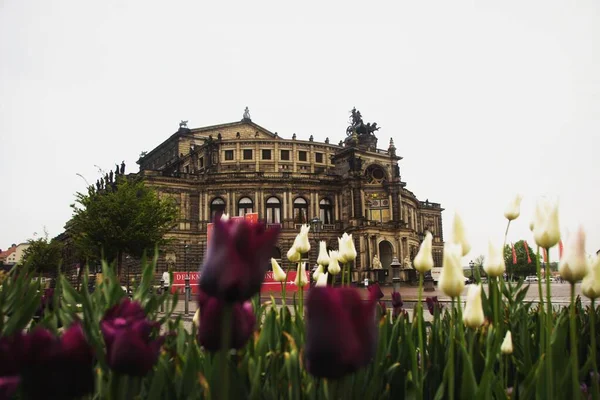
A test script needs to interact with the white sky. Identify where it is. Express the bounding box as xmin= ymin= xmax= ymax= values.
xmin=1 ymin=1 xmax=599 ymax=263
